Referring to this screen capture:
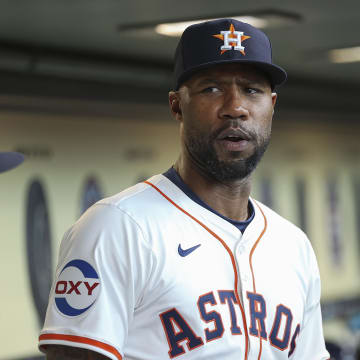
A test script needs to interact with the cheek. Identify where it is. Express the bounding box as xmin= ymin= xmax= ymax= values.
xmin=263 ymin=112 xmax=273 ymax=132
xmin=185 ymin=96 xmax=219 ymax=120
xmin=179 ymin=122 xmax=185 ymax=141
xmin=182 ymin=102 xmax=213 ymax=134
xmin=252 ymin=107 xmax=273 ymax=138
